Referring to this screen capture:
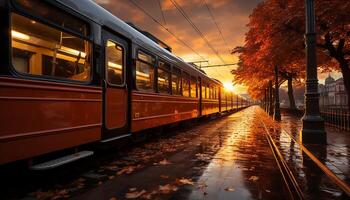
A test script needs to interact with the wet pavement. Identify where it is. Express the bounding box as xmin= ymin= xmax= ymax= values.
xmin=1 ymin=106 xmax=349 ymax=200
